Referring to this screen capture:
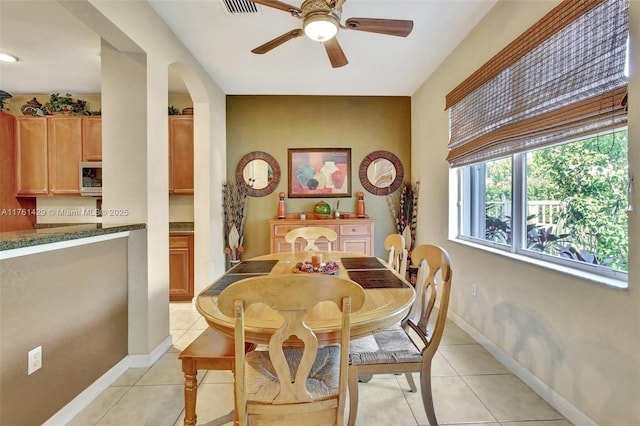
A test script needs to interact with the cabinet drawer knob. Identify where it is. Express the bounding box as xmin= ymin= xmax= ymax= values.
xmin=352 ymin=228 xmax=357 ymax=232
